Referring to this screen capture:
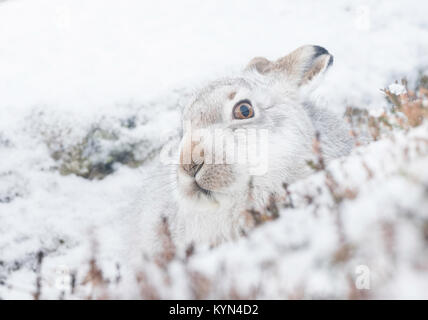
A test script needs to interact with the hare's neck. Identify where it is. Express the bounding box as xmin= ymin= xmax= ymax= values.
xmin=174 ymin=192 xmax=248 ymax=249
